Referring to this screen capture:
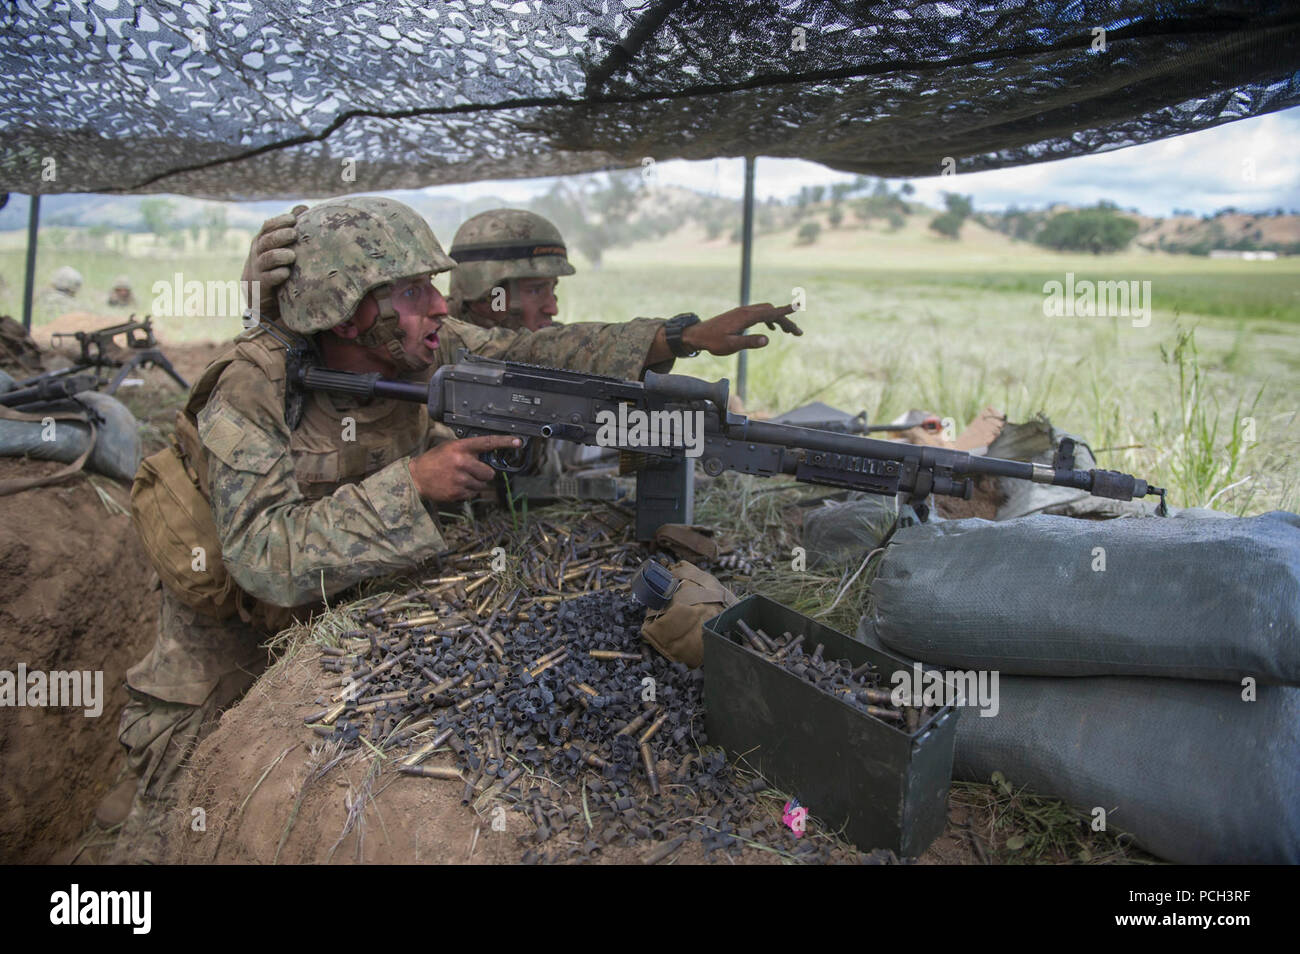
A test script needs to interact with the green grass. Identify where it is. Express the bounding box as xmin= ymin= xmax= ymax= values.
xmin=3 ymin=217 xmax=1297 ymax=514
